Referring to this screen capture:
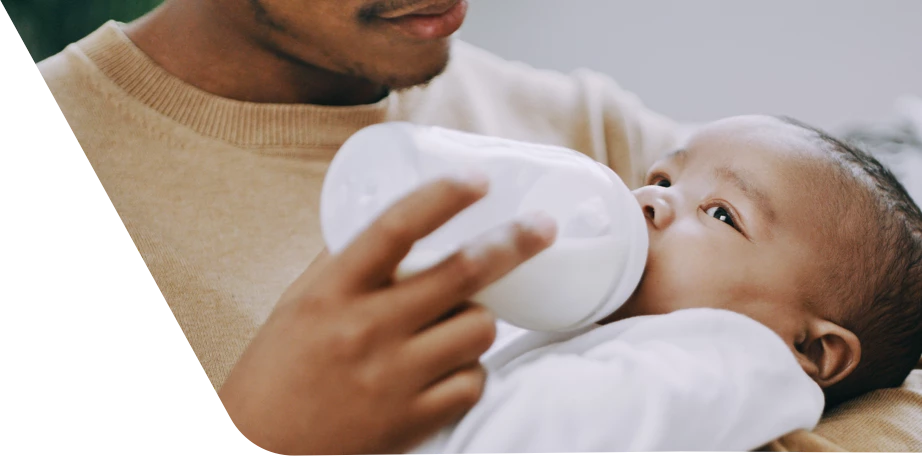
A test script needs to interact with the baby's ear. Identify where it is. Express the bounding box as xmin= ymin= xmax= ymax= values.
xmin=798 ymin=320 xmax=861 ymax=388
